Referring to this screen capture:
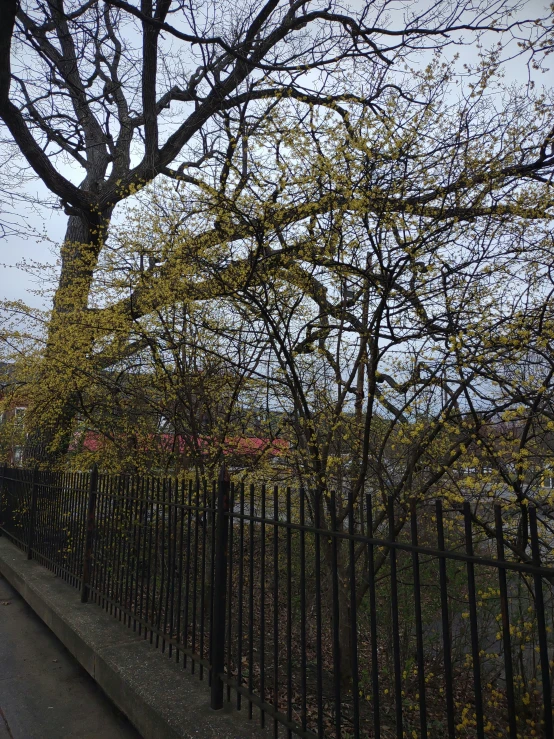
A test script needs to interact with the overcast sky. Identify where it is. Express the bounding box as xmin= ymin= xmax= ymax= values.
xmin=1 ymin=181 xmax=66 ymax=308
xmin=0 ymin=0 xmax=550 ymax=310
xmin=1 ymin=136 xmax=89 ymax=308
